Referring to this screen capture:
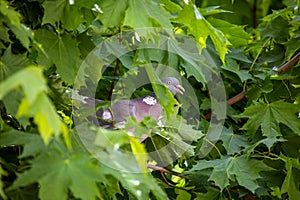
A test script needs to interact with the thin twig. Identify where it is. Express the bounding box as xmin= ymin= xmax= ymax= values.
xmin=146 ymin=163 xmax=191 ymax=179
xmin=108 ymin=59 xmax=121 ymax=100
xmin=160 ymin=171 xmax=172 ymax=186
xmin=252 ymin=0 xmax=257 ymax=28
xmin=206 ymin=50 xmax=300 ymax=113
